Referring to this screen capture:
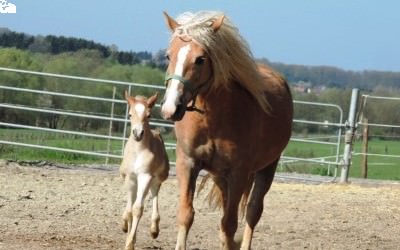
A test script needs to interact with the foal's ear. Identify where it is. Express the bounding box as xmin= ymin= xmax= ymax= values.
xmin=124 ymin=90 xmax=134 ymax=104
xmin=211 ymin=15 xmax=225 ymax=32
xmin=163 ymin=11 xmax=179 ymax=32
xmin=147 ymin=92 xmax=158 ymax=109
xmin=124 ymin=90 xmax=130 ymax=101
